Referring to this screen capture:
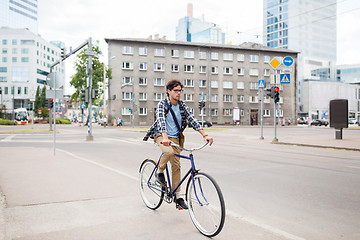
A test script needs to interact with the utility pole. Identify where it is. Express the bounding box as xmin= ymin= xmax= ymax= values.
xmin=86 ymin=37 xmax=94 ymax=141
